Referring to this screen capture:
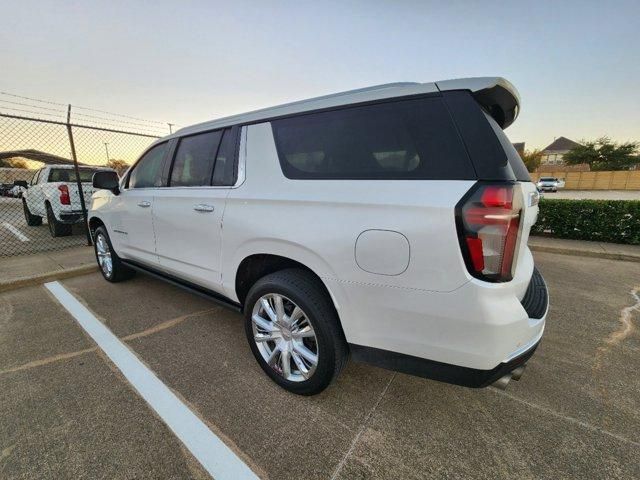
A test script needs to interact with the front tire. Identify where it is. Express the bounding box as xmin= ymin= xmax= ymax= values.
xmin=23 ymin=199 xmax=42 ymax=226
xmin=46 ymin=203 xmax=72 ymax=237
xmin=244 ymin=269 xmax=348 ymax=395
xmin=94 ymin=226 xmax=135 ymax=282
